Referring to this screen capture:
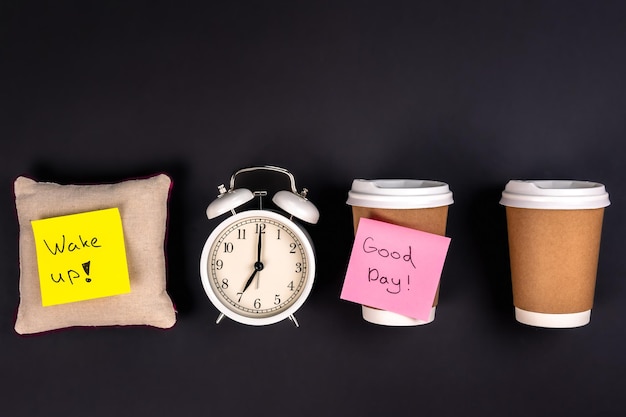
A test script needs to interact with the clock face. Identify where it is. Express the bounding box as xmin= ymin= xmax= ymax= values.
xmin=200 ymin=210 xmax=315 ymax=325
